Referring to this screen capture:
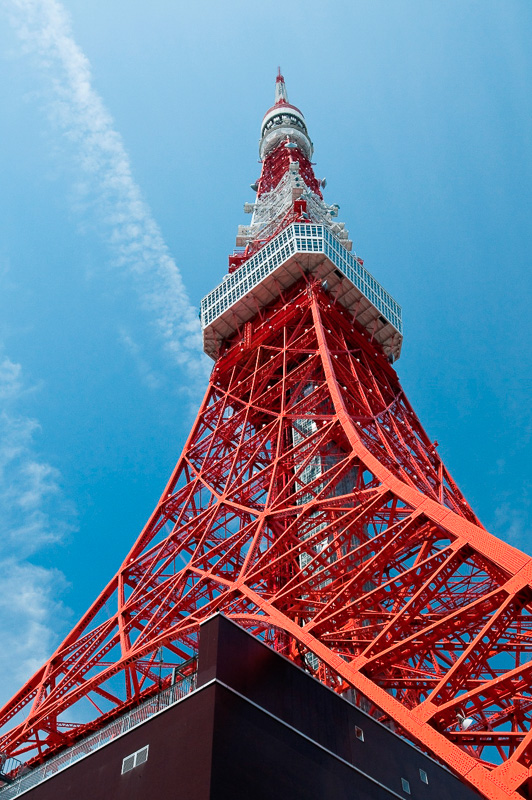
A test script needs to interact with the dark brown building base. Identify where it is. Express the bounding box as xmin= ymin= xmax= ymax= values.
xmin=15 ymin=615 xmax=481 ymax=800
